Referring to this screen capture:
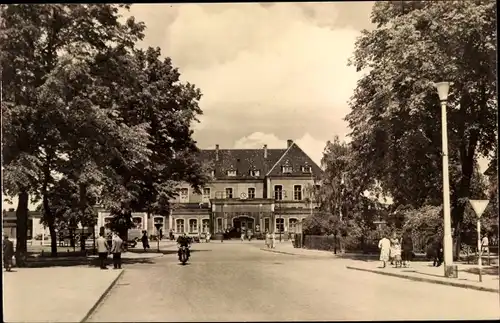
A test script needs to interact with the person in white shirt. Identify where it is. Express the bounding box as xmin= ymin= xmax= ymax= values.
xmin=96 ymin=232 xmax=110 ymax=269
xmin=481 ymin=235 xmax=489 ymax=254
xmin=378 ymin=235 xmax=391 ymax=268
